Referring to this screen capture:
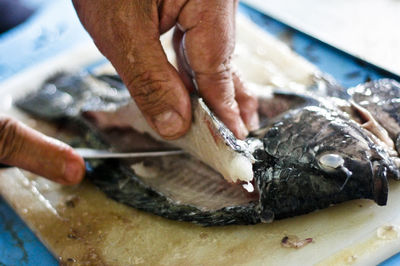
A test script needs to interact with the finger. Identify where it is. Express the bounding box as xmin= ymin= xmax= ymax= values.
xmin=196 ymin=69 xmax=248 ymax=139
xmin=73 ymin=0 xmax=192 ymax=140
xmin=177 ymin=0 xmax=248 ymax=139
xmin=123 ymin=45 xmax=192 ymax=140
xmin=0 ymin=116 xmax=85 ymax=185
xmin=233 ymin=72 xmax=259 ymax=131
xmin=158 ymin=0 xmax=189 ymax=34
